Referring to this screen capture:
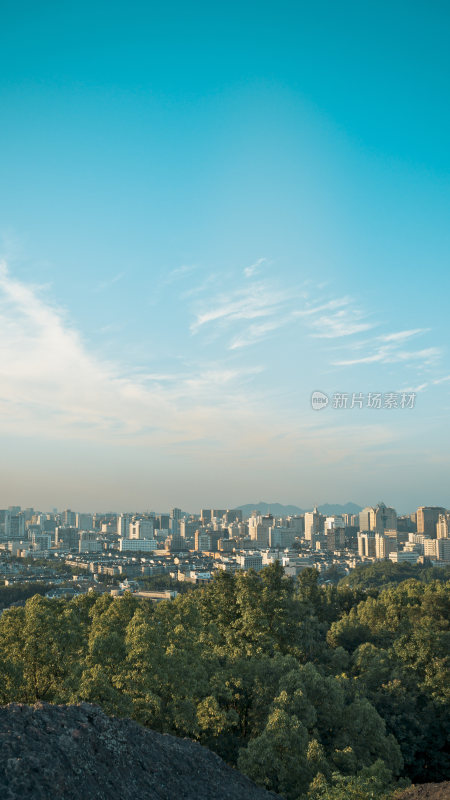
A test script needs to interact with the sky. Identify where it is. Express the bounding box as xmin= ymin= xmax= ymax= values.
xmin=0 ymin=1 xmax=449 ymax=513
